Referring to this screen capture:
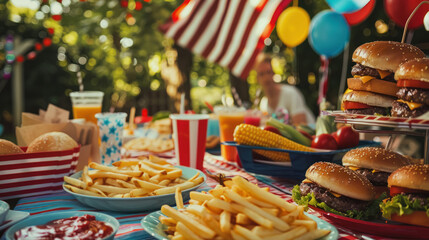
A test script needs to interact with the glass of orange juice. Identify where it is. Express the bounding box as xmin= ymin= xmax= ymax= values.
xmin=70 ymin=91 xmax=104 ymax=124
xmin=214 ymin=106 xmax=246 ymax=162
